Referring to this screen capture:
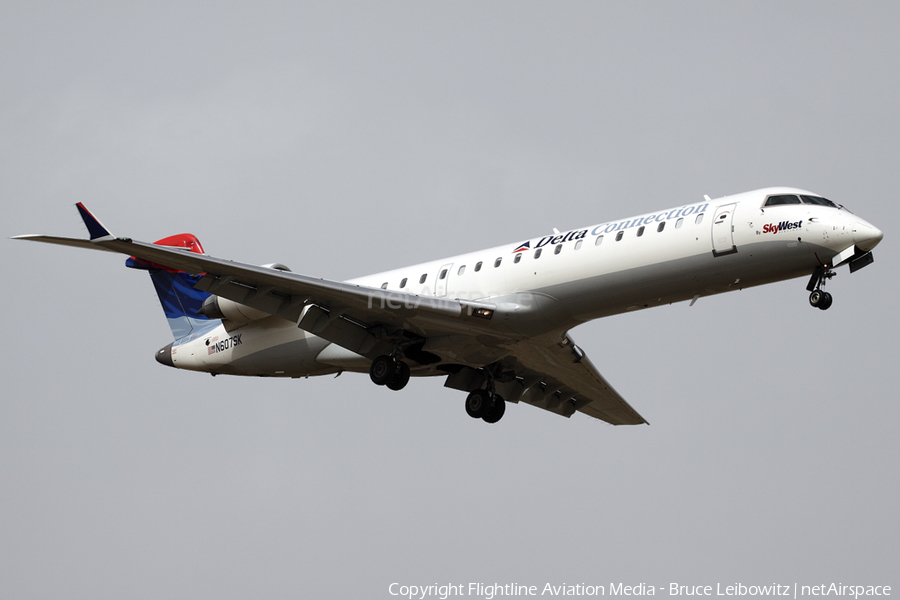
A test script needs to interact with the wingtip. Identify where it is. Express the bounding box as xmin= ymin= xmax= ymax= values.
xmin=75 ymin=202 xmax=115 ymax=241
